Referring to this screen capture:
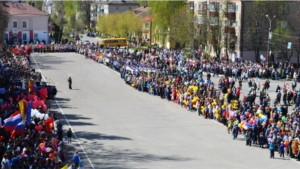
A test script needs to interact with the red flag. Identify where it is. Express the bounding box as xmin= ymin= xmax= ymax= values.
xmin=12 ymin=48 xmax=18 ymax=54
xmin=45 ymin=117 xmax=54 ymax=132
xmin=10 ymin=110 xmax=20 ymax=117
